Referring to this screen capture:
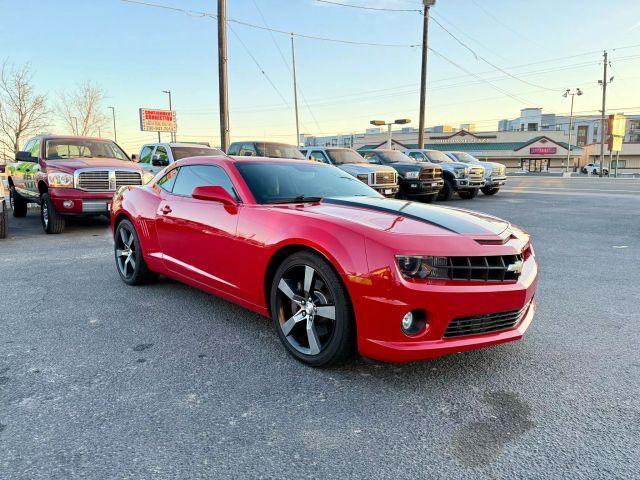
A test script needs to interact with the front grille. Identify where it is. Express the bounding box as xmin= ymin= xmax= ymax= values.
xmin=444 ymin=302 xmax=530 ymax=338
xmin=420 ymin=167 xmax=442 ymax=180
xmin=77 ymin=171 xmax=109 ymax=191
xmin=469 ymin=167 xmax=484 ymax=180
xmin=115 ymin=171 xmax=142 ymax=188
xmin=434 ymin=254 xmax=524 ymax=282
xmin=374 ymin=171 xmax=396 ymax=185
